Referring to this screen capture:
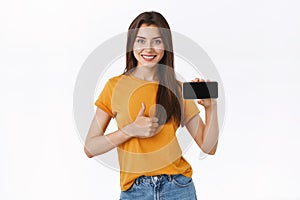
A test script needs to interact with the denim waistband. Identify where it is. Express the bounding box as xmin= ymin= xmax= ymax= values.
xmin=134 ymin=174 xmax=176 ymax=185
